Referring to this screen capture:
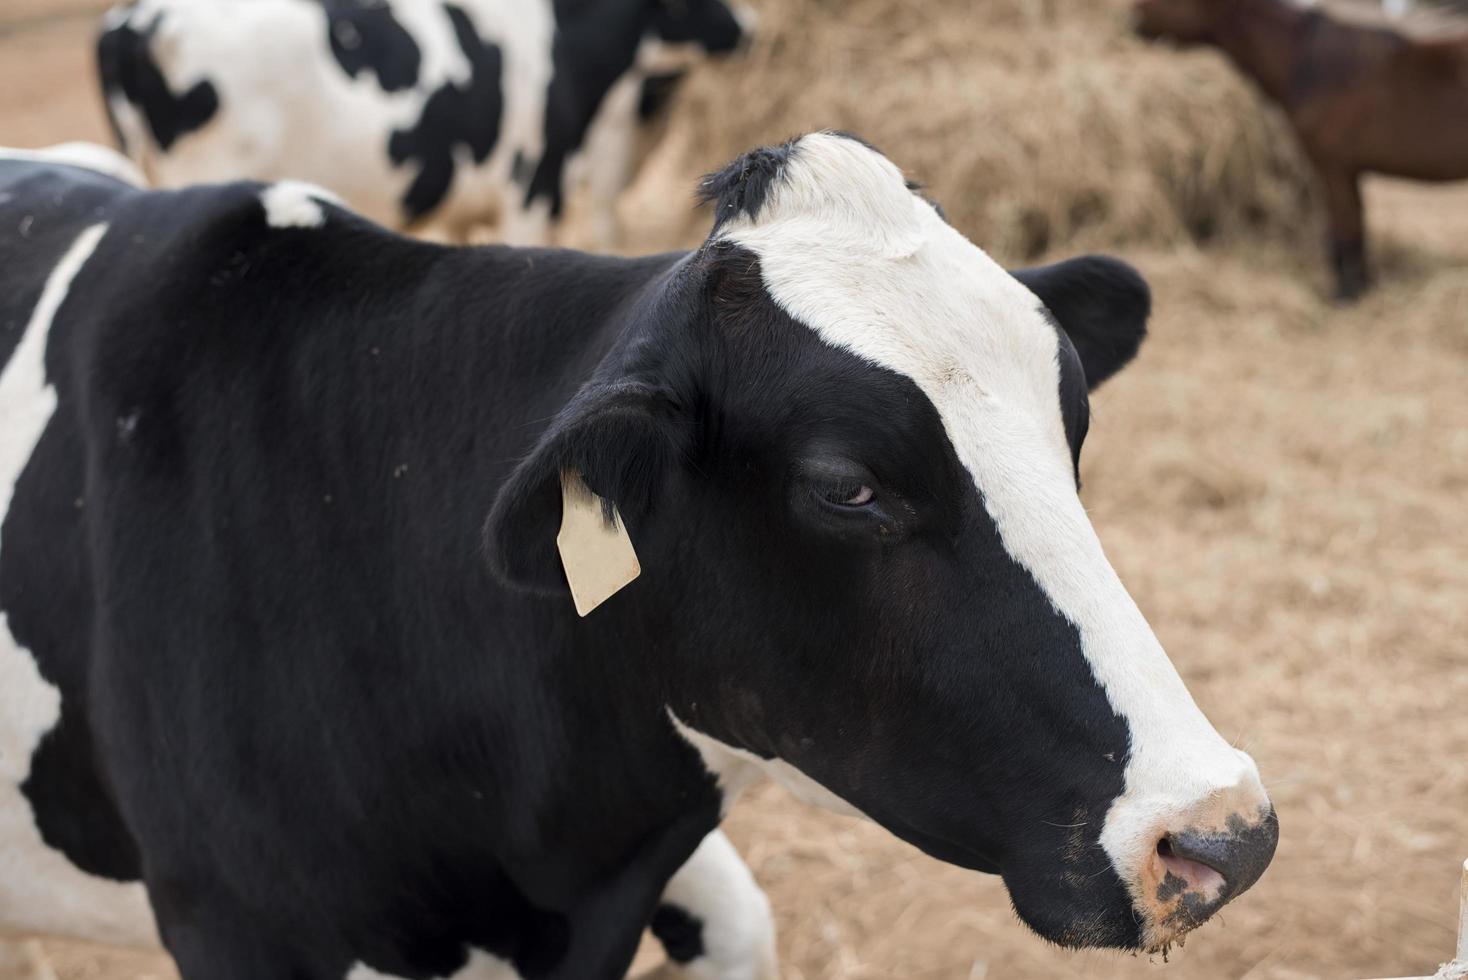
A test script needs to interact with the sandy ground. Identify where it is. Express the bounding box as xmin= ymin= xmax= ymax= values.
xmin=1 ymin=2 xmax=1466 ymax=979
